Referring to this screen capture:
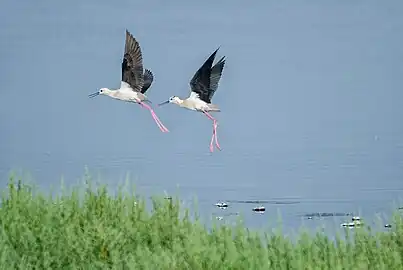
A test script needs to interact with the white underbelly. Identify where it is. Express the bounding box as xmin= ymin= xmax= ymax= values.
xmin=115 ymin=91 xmax=140 ymax=102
